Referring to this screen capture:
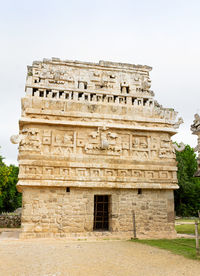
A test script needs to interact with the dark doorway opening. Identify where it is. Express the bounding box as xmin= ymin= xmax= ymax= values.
xmin=93 ymin=195 xmax=109 ymax=231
